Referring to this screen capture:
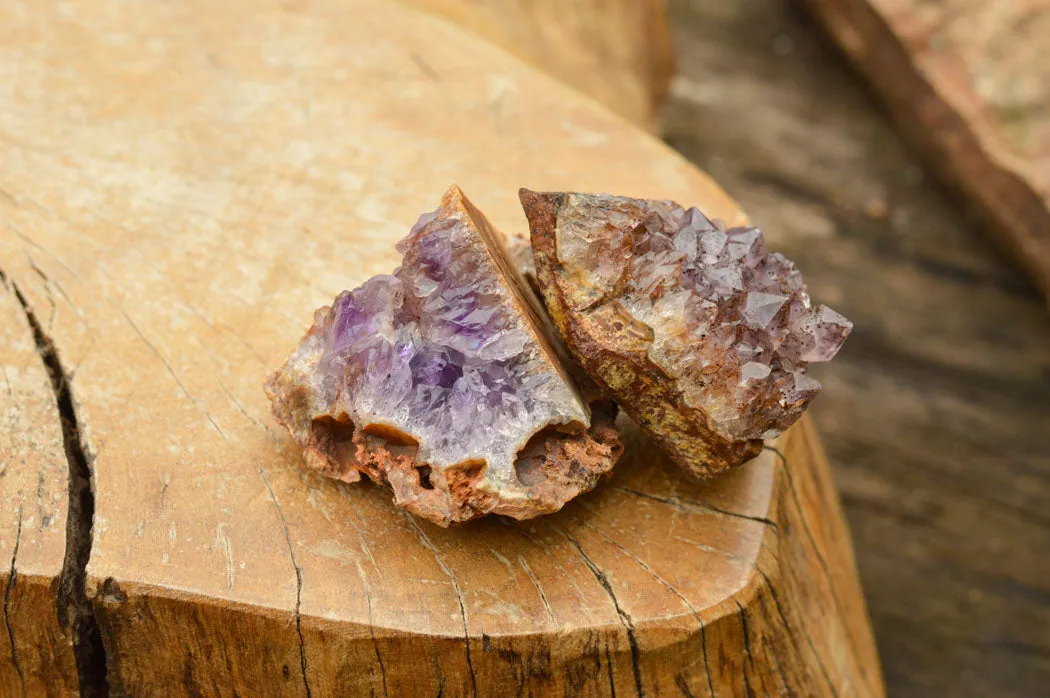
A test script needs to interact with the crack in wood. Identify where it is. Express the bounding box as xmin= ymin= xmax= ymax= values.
xmin=576 ymin=515 xmax=716 ymax=697
xmin=614 ymin=485 xmax=778 ymax=529
xmin=3 ymin=270 xmax=109 ymax=696
xmin=404 ymin=515 xmax=478 ymax=697
xmin=674 ymin=673 xmax=696 ymax=697
xmin=757 ymin=590 xmax=794 ymax=697
xmin=518 ymin=555 xmax=557 ymax=628
xmin=353 ymin=560 xmax=389 ymax=697
xmin=604 ymin=641 xmax=617 ymax=698
xmin=432 ymin=650 xmax=446 ymax=697
xmin=734 ymin=599 xmax=754 ymax=698
xmin=756 ymin=566 xmax=838 ymax=698
xmin=510 ymin=526 xmax=594 ymax=621
xmin=117 ymin=306 xmax=230 ymax=445
xmin=765 ymin=445 xmax=867 ymax=682
xmin=4 ymin=504 xmax=25 ymax=696
xmin=257 ymin=469 xmax=312 ymax=698
xmin=217 ymin=379 xmax=283 ymax=449
xmin=552 ymin=525 xmax=644 ymax=697
xmin=698 ymin=620 xmax=716 ymax=698
xmin=338 ymin=488 xmax=389 ymax=695
xmin=26 ymin=257 xmax=56 ymax=334
xmin=338 ymin=493 xmax=384 ymax=583
xmin=0 ymin=363 xmax=13 ymax=400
